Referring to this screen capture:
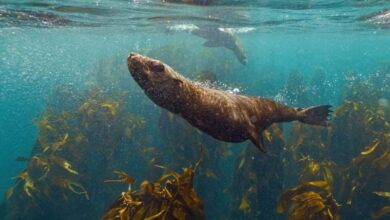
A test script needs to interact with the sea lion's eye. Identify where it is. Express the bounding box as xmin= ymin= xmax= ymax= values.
xmin=151 ymin=63 xmax=165 ymax=73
